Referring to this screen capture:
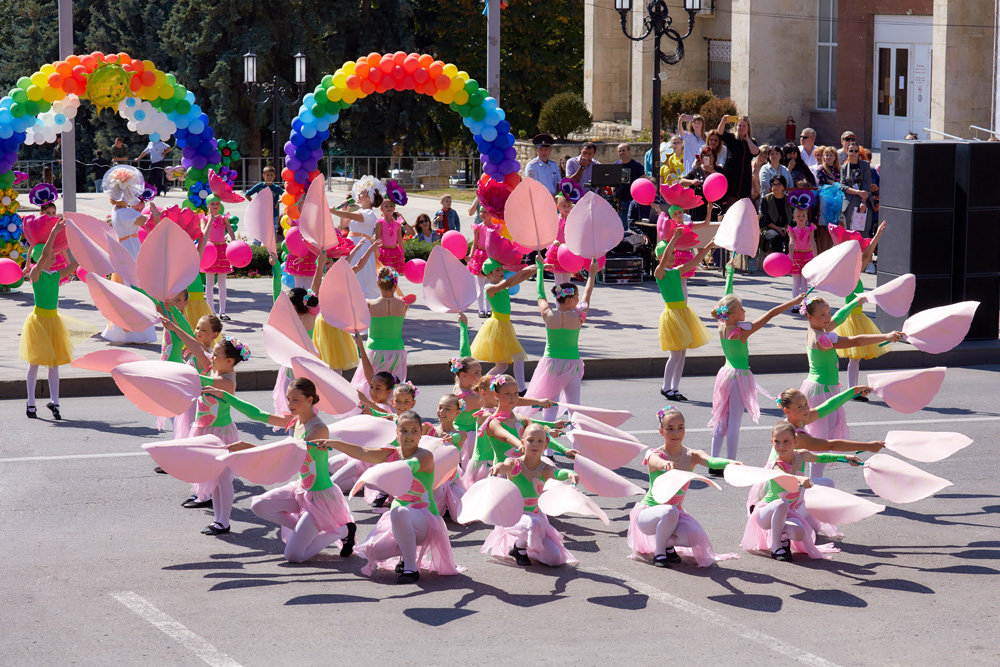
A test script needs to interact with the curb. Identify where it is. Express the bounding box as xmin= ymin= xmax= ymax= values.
xmin=3 ymin=339 xmax=998 ymax=400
